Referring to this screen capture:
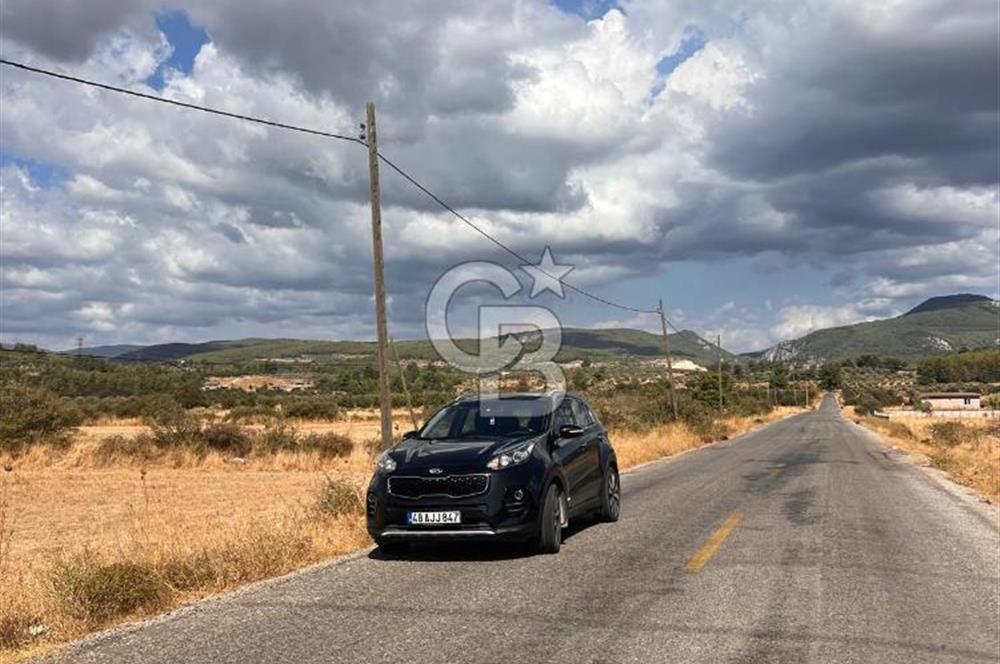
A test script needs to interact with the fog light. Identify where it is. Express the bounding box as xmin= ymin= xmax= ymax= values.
xmin=513 ymin=489 xmax=524 ymax=501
